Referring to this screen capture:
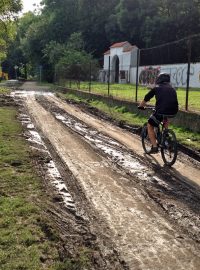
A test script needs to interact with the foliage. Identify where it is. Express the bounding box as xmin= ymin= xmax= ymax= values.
xmin=0 ymin=0 xmax=22 ymax=20
xmin=56 ymin=49 xmax=92 ymax=81
xmin=0 ymin=0 xmax=22 ymax=61
xmin=43 ymin=32 xmax=99 ymax=83
xmin=4 ymin=0 xmax=200 ymax=79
